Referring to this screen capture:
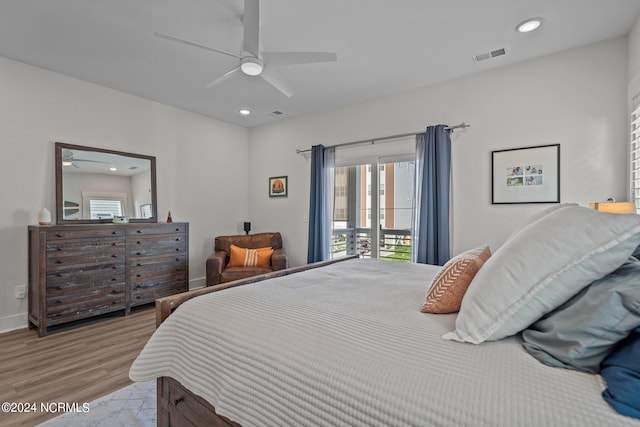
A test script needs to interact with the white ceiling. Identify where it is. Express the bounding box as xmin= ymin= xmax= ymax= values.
xmin=1 ymin=1 xmax=639 ymax=128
